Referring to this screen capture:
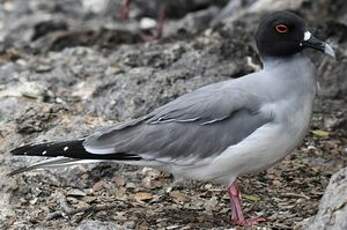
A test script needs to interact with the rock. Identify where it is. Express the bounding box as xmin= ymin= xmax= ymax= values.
xmin=0 ymin=0 xmax=139 ymax=51
xmin=81 ymin=0 xmax=114 ymax=15
xmin=170 ymin=191 xmax=190 ymax=204
xmin=67 ymin=188 xmax=87 ymax=197
xmin=211 ymin=0 xmax=257 ymax=26
xmin=300 ymin=167 xmax=347 ymax=230
xmin=248 ymin=0 xmax=306 ymax=13
xmin=134 ymin=192 xmax=153 ymax=202
xmin=76 ymin=220 xmax=121 ymax=230
xmin=164 ymin=6 xmax=220 ymax=37
xmin=85 ymin=35 xmax=254 ymax=120
xmin=129 ymin=0 xmax=227 ymax=19
xmin=0 ymin=80 xmax=49 ymax=100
